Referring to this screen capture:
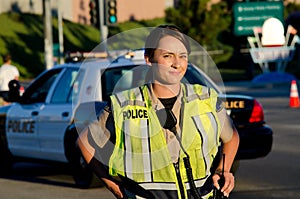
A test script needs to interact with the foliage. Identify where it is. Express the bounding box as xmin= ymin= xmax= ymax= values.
xmin=165 ymin=0 xmax=231 ymax=47
xmin=0 ymin=12 xmax=44 ymax=78
xmin=164 ymin=0 xmax=233 ymax=66
xmin=2 ymin=1 xmax=300 ymax=80
xmin=0 ymin=12 xmax=166 ymax=79
xmin=284 ymin=2 xmax=300 ymax=18
xmin=0 ymin=12 xmax=100 ymax=79
xmin=107 ymin=18 xmax=166 ymax=50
